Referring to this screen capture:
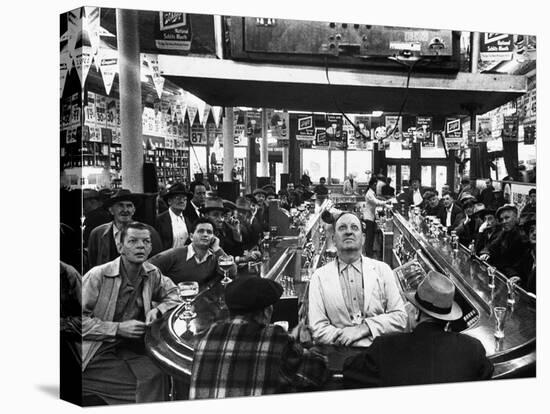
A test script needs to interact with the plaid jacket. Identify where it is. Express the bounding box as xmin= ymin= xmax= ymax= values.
xmin=189 ymin=316 xmax=329 ymax=399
